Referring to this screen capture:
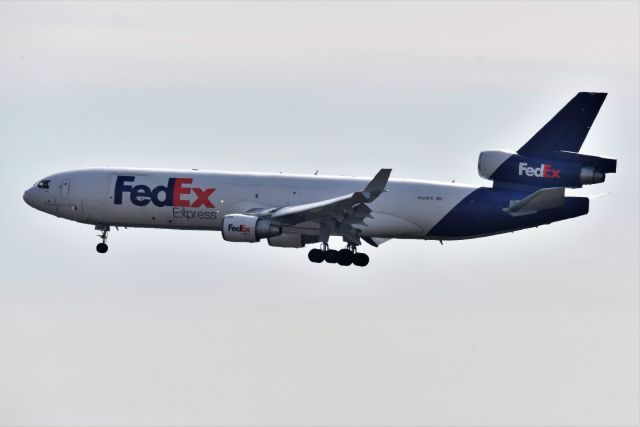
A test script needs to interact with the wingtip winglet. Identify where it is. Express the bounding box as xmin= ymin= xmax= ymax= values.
xmin=364 ymin=168 xmax=392 ymax=194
